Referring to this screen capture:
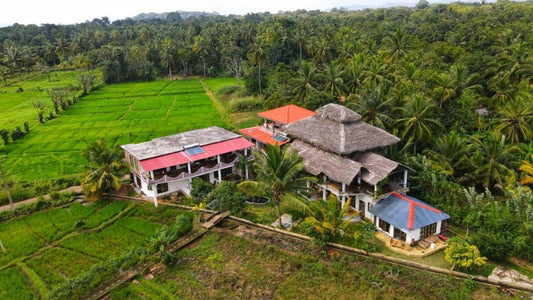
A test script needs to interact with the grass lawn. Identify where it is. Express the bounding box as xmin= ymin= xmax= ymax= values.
xmin=1 ymin=77 xmax=227 ymax=183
